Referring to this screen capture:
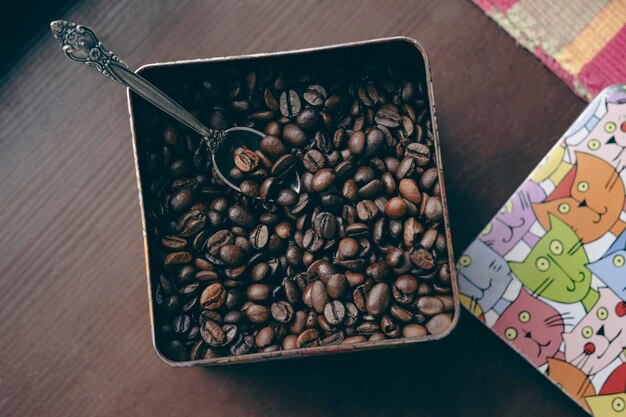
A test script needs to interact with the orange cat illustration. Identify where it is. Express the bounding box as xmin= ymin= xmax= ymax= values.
xmin=533 ymin=152 xmax=626 ymax=243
